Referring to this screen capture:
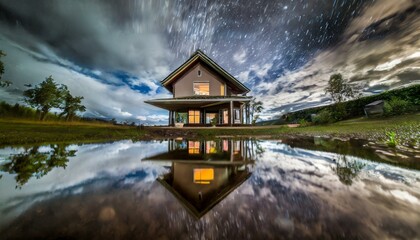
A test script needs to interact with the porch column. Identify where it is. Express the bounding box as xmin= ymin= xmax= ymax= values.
xmin=245 ymin=104 xmax=249 ymax=124
xmin=229 ymin=101 xmax=233 ymax=126
xmin=172 ymin=111 xmax=175 ymax=126
xmin=168 ymin=111 xmax=172 ymax=126
xmin=247 ymin=103 xmax=251 ymax=124
xmin=241 ymin=105 xmax=245 ymax=124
